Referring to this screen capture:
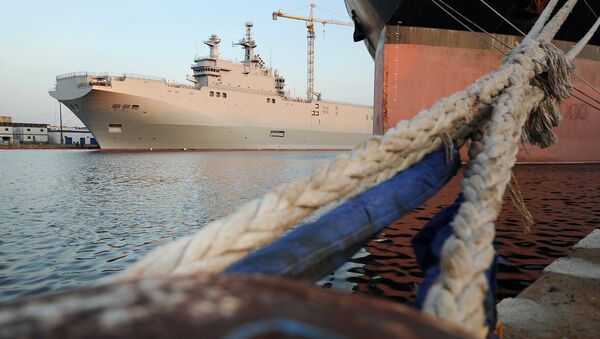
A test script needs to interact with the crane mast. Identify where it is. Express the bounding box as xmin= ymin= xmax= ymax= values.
xmin=307 ymin=3 xmax=315 ymax=103
xmin=272 ymin=2 xmax=353 ymax=102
